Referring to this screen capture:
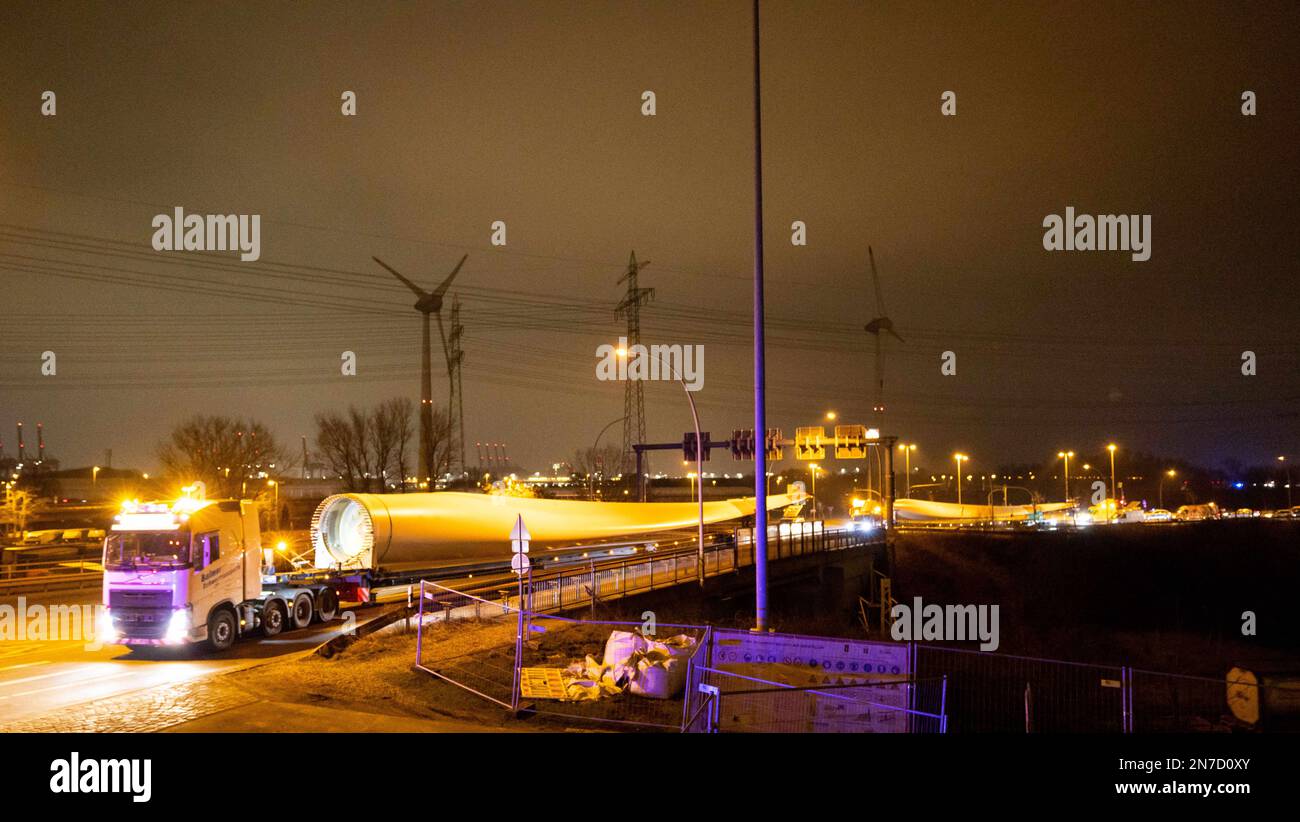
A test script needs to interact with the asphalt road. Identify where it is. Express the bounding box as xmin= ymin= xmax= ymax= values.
xmin=0 ymin=588 xmax=355 ymax=725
